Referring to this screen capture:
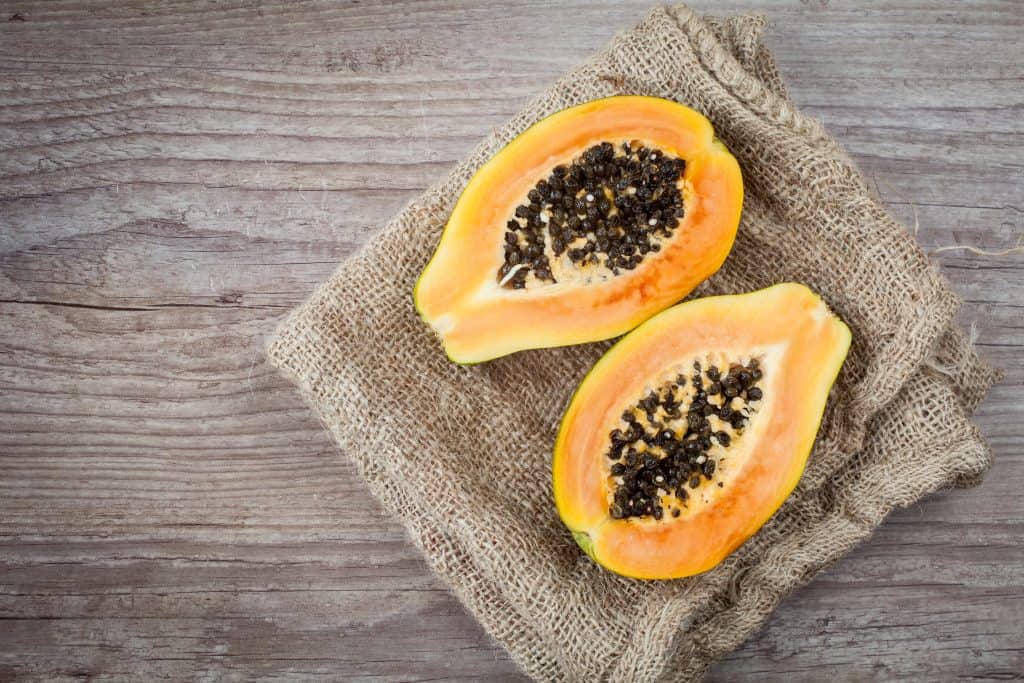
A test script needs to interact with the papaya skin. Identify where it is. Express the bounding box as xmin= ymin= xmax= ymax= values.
xmin=552 ymin=284 xmax=851 ymax=580
xmin=413 ymin=96 xmax=743 ymax=364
